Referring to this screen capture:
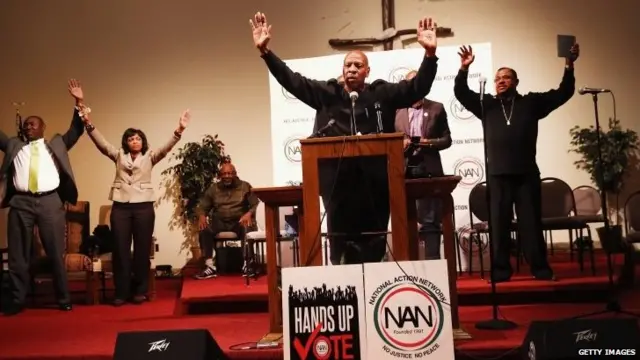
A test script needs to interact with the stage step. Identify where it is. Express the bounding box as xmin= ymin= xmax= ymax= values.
xmin=176 ymin=253 xmax=623 ymax=316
